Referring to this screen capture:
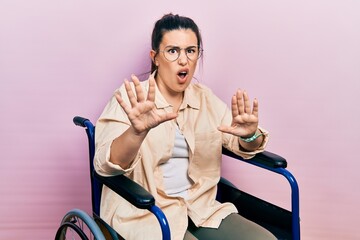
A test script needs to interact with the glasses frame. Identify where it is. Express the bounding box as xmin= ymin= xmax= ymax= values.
xmin=158 ymin=45 xmax=203 ymax=62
